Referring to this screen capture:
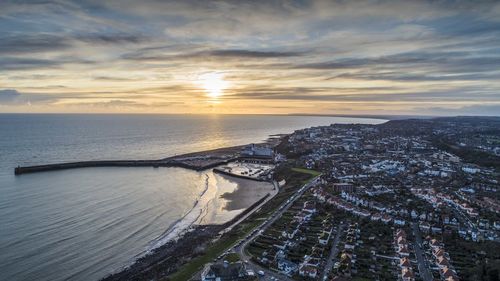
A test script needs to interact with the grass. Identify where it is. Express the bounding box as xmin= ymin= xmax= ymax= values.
xmin=291 ymin=167 xmax=321 ymax=180
xmin=167 ymin=219 xmax=261 ymax=281
xmin=167 ymin=166 xmax=320 ymax=281
xmin=224 ymin=253 xmax=241 ymax=263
